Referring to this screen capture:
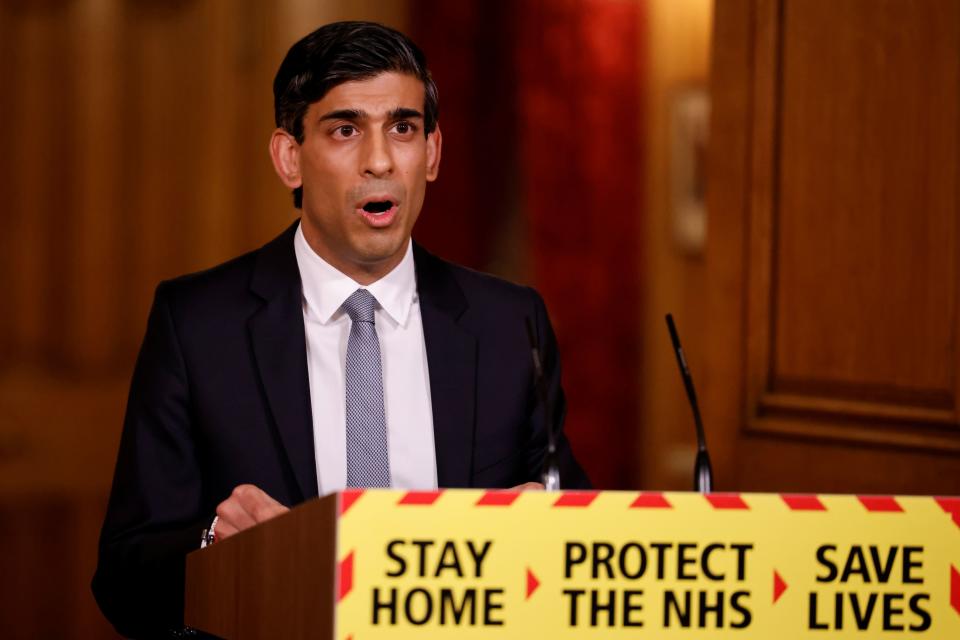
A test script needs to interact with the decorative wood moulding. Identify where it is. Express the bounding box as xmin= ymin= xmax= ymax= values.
xmin=748 ymin=392 xmax=960 ymax=454
xmin=747 ymin=414 xmax=960 ymax=454
xmin=759 ymin=392 xmax=956 ymax=428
